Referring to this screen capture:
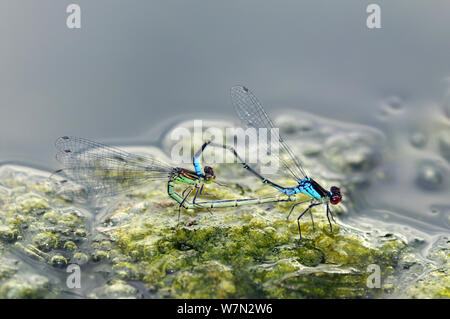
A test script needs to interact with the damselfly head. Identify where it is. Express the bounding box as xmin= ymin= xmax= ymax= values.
xmin=329 ymin=186 xmax=342 ymax=205
xmin=203 ymin=166 xmax=216 ymax=184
